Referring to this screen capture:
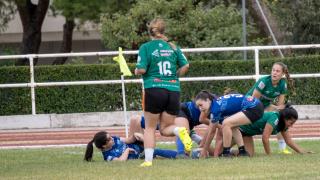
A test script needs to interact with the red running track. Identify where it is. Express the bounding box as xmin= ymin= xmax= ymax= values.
xmin=0 ymin=120 xmax=319 ymax=148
